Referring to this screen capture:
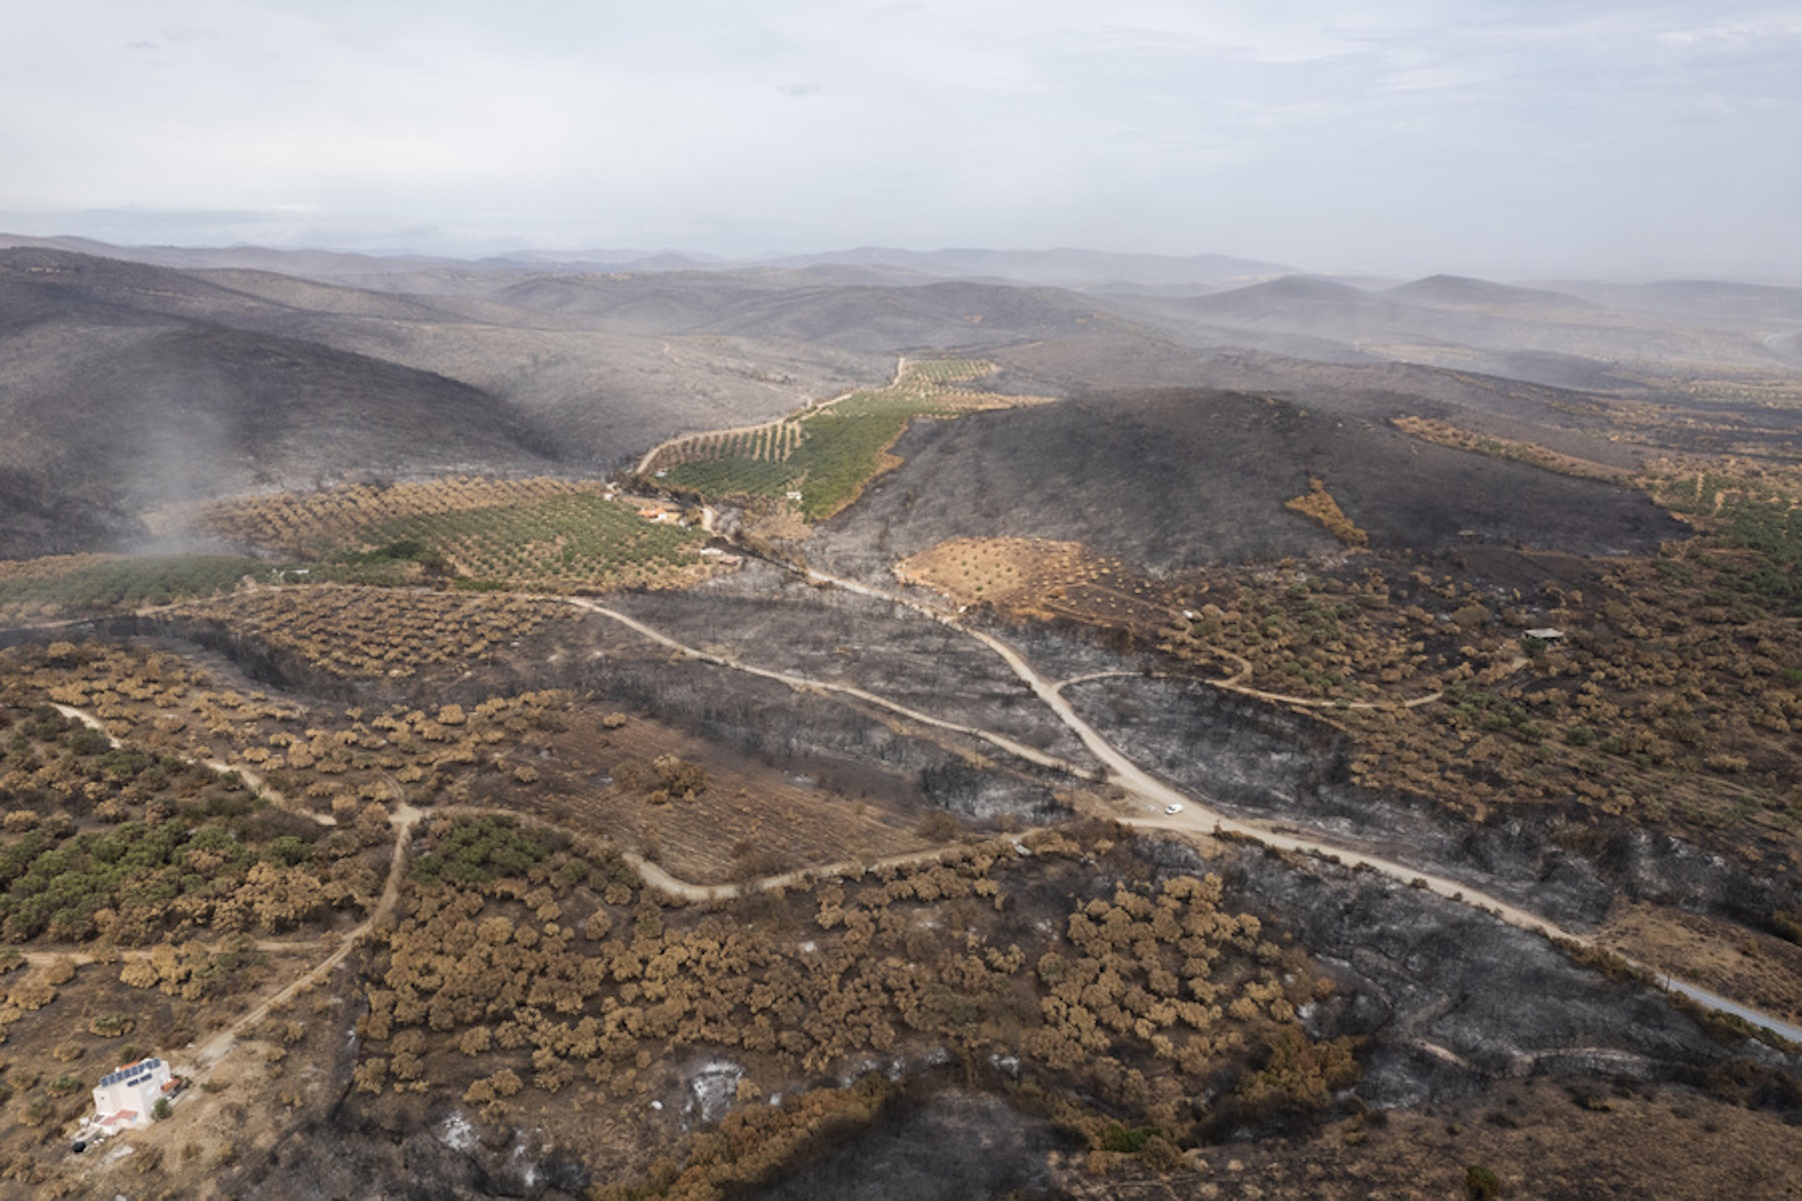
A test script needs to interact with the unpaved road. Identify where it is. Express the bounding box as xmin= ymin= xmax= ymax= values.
xmin=51 ymin=703 xmax=330 ymax=825
xmin=40 ymin=700 xmax=418 ymax=1074
xmin=186 ymin=802 xmax=422 ymax=1075
xmin=32 ymin=579 xmax=1802 ymax=1059
xmin=619 ymin=566 xmax=1795 ymax=1046
xmin=623 ymin=840 xmax=983 ymax=905
xmin=566 ymin=598 xmax=1089 ymax=776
